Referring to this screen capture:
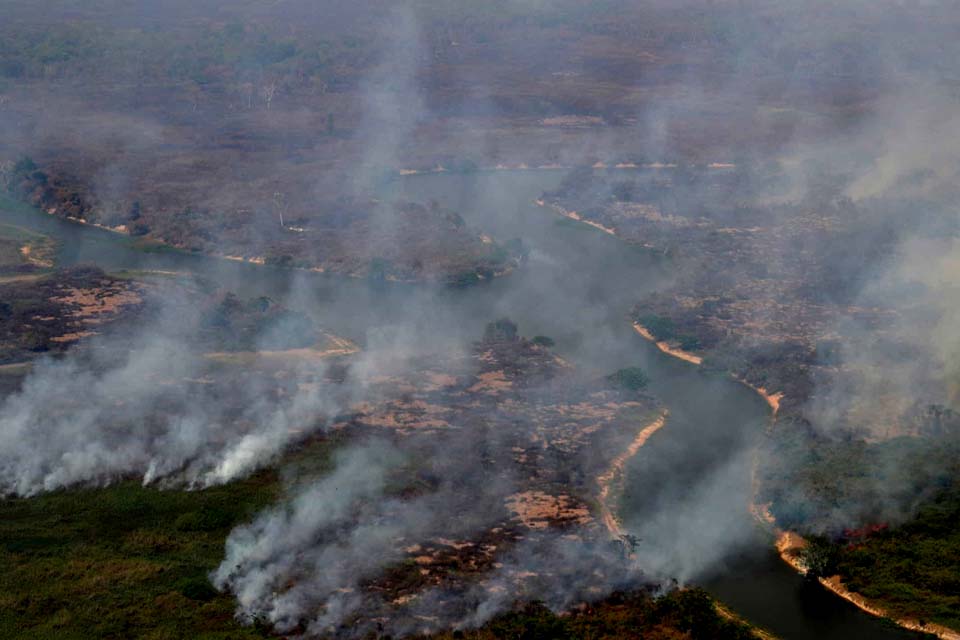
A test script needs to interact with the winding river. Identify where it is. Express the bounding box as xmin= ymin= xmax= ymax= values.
xmin=0 ymin=170 xmax=922 ymax=639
